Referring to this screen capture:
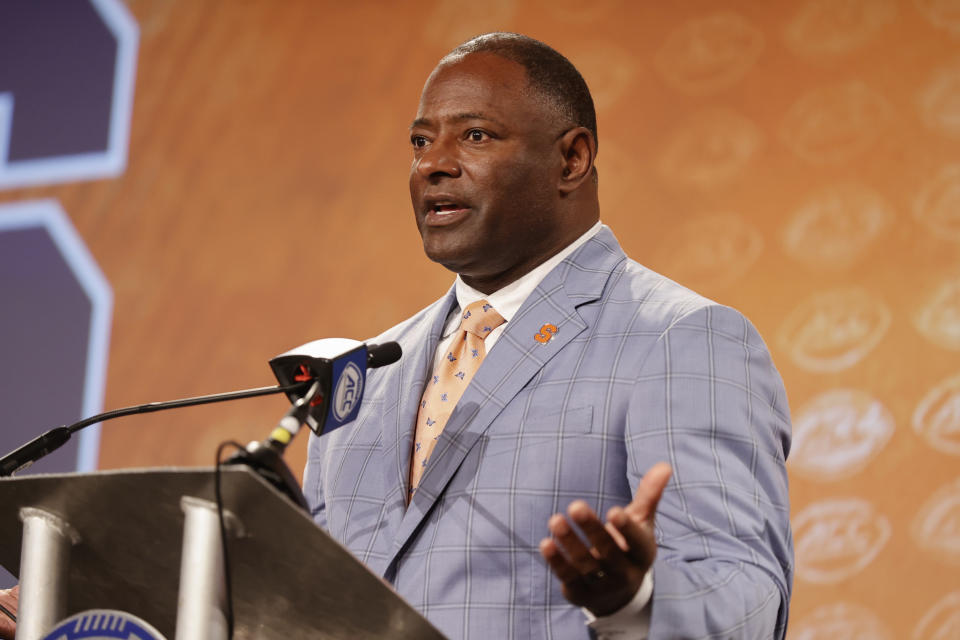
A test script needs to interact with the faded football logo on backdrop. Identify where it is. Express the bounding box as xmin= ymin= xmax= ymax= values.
xmin=793 ymin=498 xmax=891 ymax=583
xmin=653 ymin=214 xmax=764 ymax=293
xmin=911 ymin=477 xmax=960 ymax=565
xmin=783 ymin=0 xmax=897 ymax=58
xmin=790 ymin=602 xmax=893 ymax=640
xmin=780 ymin=82 xmax=892 ymax=165
xmin=912 ymin=590 xmax=960 ymax=640
xmin=423 ymin=0 xmax=515 ymax=49
xmin=566 ymin=44 xmax=635 ymax=111
xmin=918 ymin=58 xmax=960 ymax=138
xmin=915 ymin=0 xmax=960 ymax=36
xmin=658 ymin=109 xmax=763 ymax=191
xmin=655 ymin=11 xmax=764 ymax=95
xmin=914 ymin=276 xmax=960 ymax=350
xmin=913 ymin=372 xmax=960 ymax=456
xmin=914 ymin=165 xmax=960 ymax=242
xmin=782 ymin=183 xmax=893 ymax=270
xmin=790 ymin=389 xmax=894 ymax=481
xmin=778 ymin=288 xmax=891 ymax=373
